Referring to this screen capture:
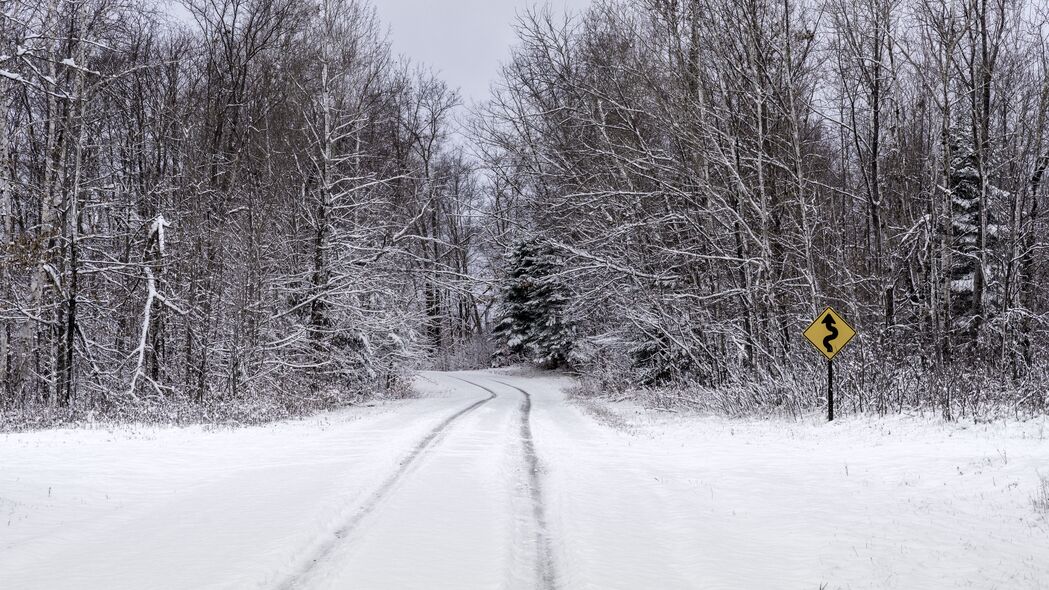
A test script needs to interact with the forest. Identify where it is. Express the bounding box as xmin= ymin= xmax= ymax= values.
xmin=2 ymin=0 xmax=1048 ymax=425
